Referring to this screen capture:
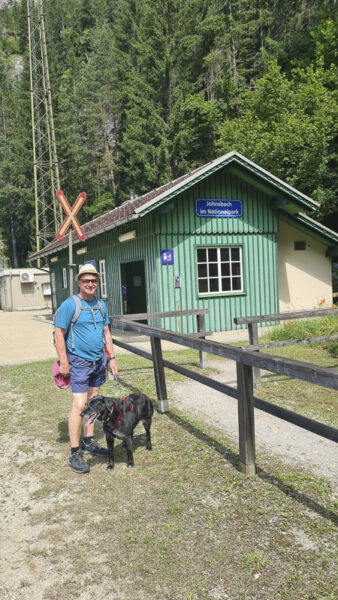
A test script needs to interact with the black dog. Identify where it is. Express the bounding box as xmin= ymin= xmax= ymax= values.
xmin=80 ymin=393 xmax=153 ymax=470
